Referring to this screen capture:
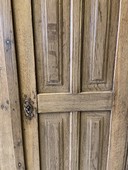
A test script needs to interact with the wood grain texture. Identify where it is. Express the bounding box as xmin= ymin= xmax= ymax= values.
xmin=69 ymin=0 xmax=82 ymax=168
xmin=107 ymin=0 xmax=128 ymax=169
xmin=82 ymin=0 xmax=120 ymax=91
xmin=38 ymin=92 xmax=113 ymax=113
xmin=32 ymin=0 xmax=70 ymax=93
xmin=70 ymin=0 xmax=82 ymax=94
xmin=89 ymin=0 xmax=110 ymax=82
xmin=80 ymin=112 xmax=110 ymax=170
xmin=0 ymin=0 xmax=25 ymax=169
xmin=12 ymin=0 xmax=40 ymax=169
xmin=10 ymin=0 xmax=128 ymax=169
xmin=42 ymin=0 xmax=63 ymax=86
xmin=33 ymin=1 xmax=82 ymax=169
xmin=69 ymin=112 xmax=80 ymax=170
xmin=39 ymin=113 xmax=70 ymax=170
